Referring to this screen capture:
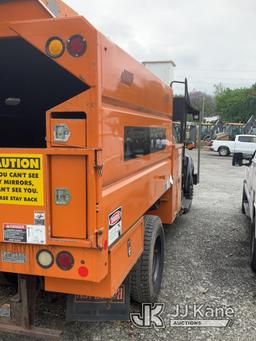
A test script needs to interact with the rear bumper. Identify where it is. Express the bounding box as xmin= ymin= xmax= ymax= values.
xmin=0 ymin=243 xmax=108 ymax=283
xmin=0 ymin=217 xmax=144 ymax=298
